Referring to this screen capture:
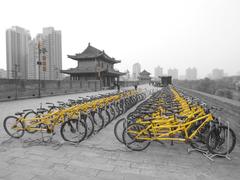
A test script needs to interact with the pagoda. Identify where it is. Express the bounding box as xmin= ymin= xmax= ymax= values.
xmin=138 ymin=70 xmax=151 ymax=82
xmin=61 ymin=43 xmax=124 ymax=87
